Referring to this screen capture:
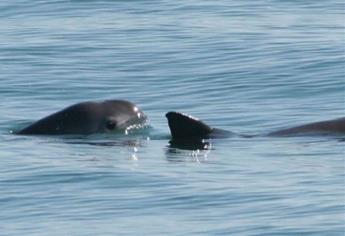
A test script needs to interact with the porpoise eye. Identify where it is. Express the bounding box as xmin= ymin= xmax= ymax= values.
xmin=106 ymin=120 xmax=117 ymax=130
